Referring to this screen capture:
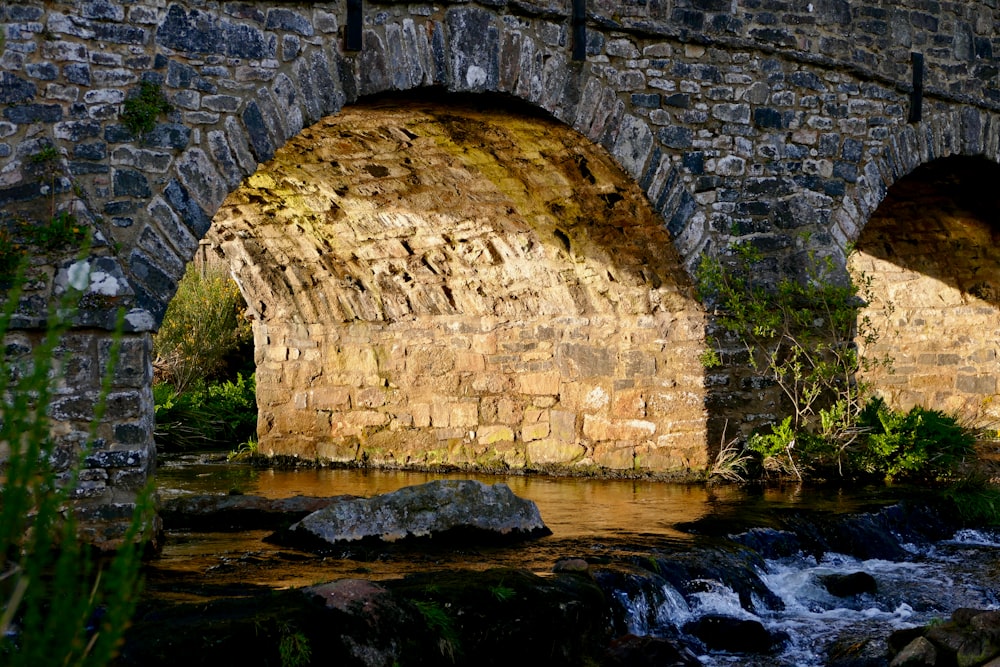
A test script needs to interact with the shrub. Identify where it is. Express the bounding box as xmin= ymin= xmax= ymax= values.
xmin=697 ymin=240 xmax=893 ymax=479
xmin=0 ymin=281 xmax=153 ymax=666
xmin=153 ymin=265 xmax=252 ymax=394
xmin=854 ymin=397 xmax=975 ymax=481
xmin=154 ymin=373 xmax=257 ymax=452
